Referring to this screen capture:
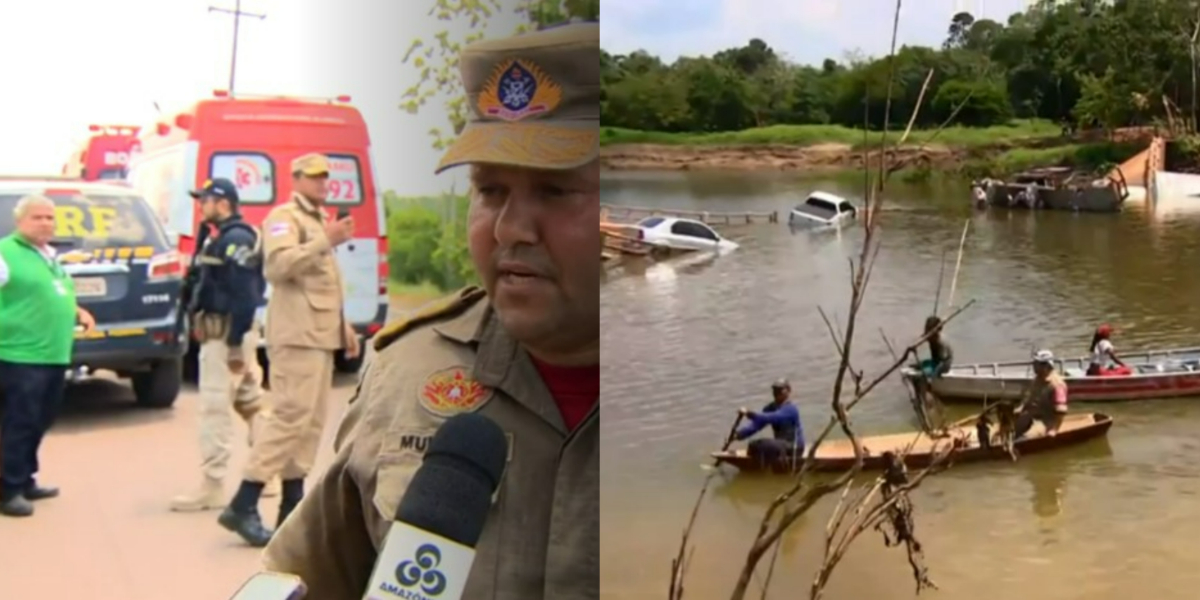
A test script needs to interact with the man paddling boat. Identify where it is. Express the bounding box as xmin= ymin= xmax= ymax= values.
xmin=1014 ymin=350 xmax=1069 ymax=439
xmin=734 ymin=378 xmax=805 ymax=467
